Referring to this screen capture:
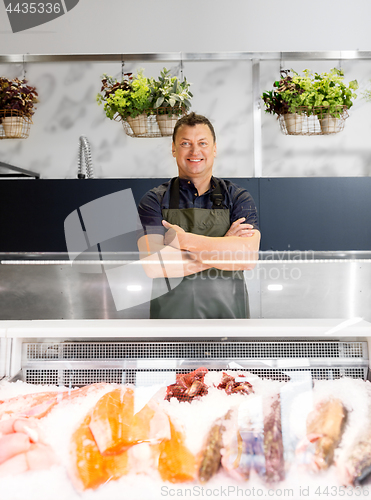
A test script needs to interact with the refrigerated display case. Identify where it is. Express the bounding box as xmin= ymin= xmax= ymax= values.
xmin=0 ymin=251 xmax=371 ymax=499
